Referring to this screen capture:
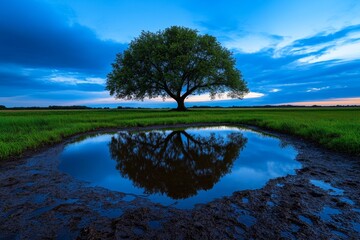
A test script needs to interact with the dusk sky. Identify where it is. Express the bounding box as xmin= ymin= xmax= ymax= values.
xmin=1 ymin=0 xmax=360 ymax=108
